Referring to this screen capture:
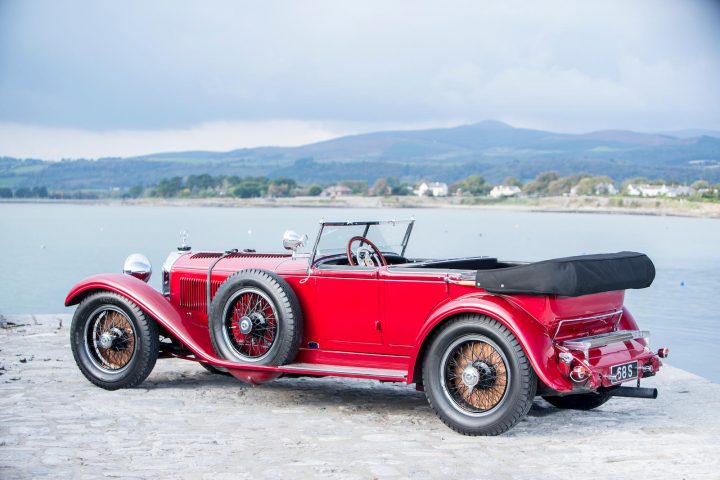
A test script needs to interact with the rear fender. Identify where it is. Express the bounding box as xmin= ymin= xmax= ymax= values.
xmin=409 ymin=293 xmax=572 ymax=392
xmin=65 ymin=273 xmax=222 ymax=363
